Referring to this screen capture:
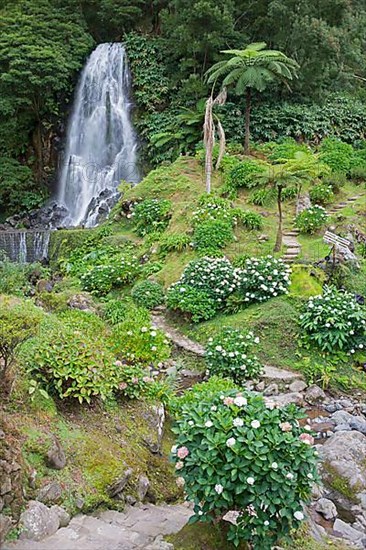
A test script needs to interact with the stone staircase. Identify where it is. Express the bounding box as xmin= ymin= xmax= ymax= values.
xmin=5 ymin=503 xmax=192 ymax=550
xmin=282 ymin=228 xmax=301 ymax=264
xmin=328 ymin=194 xmax=365 ymax=216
